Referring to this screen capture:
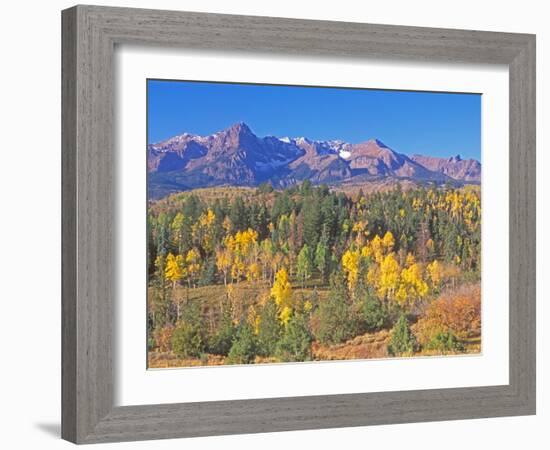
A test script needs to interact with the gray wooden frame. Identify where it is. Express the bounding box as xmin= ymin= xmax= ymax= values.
xmin=62 ymin=4 xmax=536 ymax=444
